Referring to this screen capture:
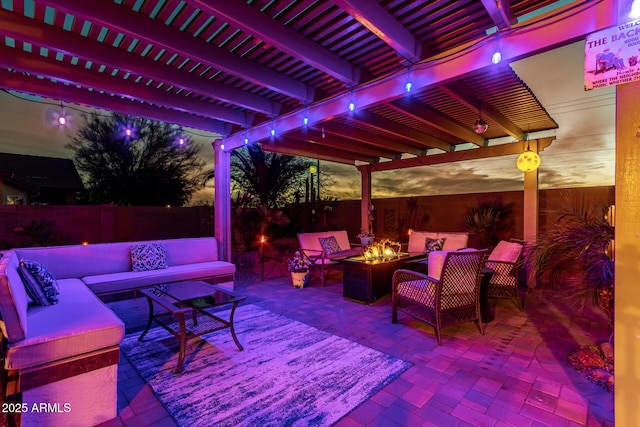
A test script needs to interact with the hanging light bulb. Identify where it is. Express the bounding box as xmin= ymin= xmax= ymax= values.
xmin=492 ymin=34 xmax=502 ymax=64
xmin=175 ymin=126 xmax=185 ymax=146
xmin=303 ymin=106 xmax=309 ymax=127
xmin=57 ymin=102 xmax=68 ymax=126
xmin=244 ymin=137 xmax=249 ymax=145
xmin=473 ymin=101 xmax=488 ymax=134
xmin=405 ymin=65 xmax=413 ymax=93
xmin=348 ymin=88 xmax=355 ymax=112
